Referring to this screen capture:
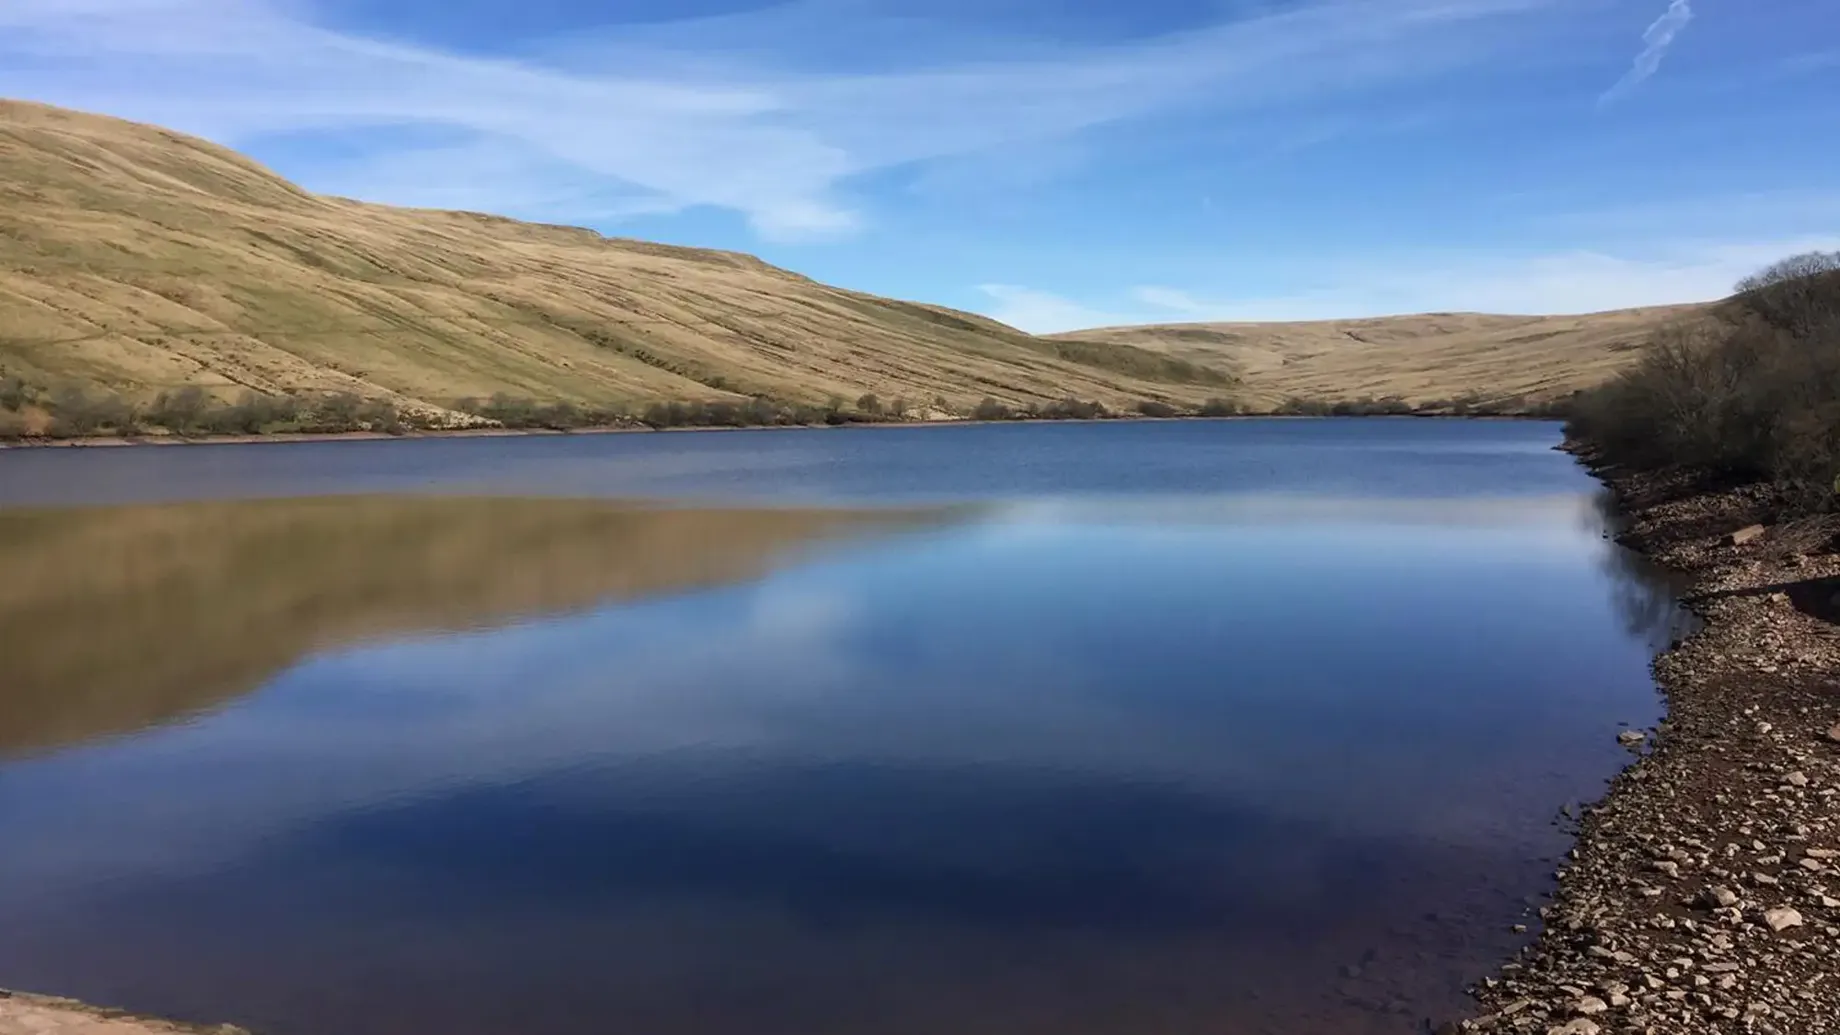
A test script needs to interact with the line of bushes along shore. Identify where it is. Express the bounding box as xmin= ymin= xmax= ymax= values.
xmin=0 ymin=379 xmax=1574 ymax=444
xmin=1566 ymin=251 xmax=1840 ymax=515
